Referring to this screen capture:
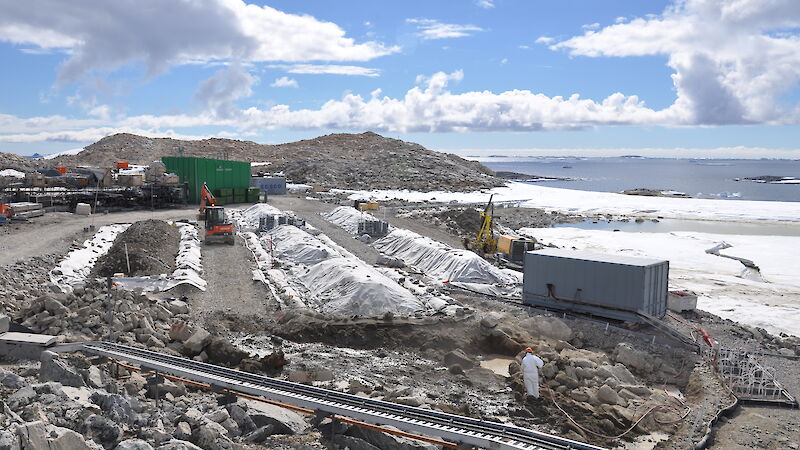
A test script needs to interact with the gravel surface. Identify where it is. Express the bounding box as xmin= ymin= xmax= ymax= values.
xmin=192 ymin=231 xmax=276 ymax=326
